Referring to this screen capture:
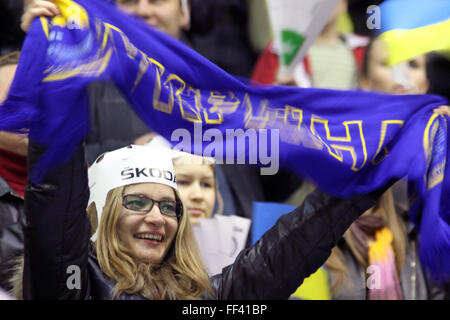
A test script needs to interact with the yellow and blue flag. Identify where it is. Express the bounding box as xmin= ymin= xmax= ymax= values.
xmin=378 ymin=0 xmax=450 ymax=66
xmin=0 ymin=0 xmax=449 ymax=281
